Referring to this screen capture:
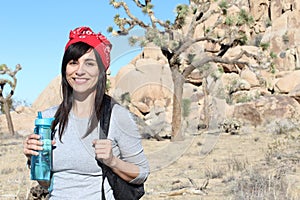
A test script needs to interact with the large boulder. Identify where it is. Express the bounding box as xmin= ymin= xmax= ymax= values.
xmin=261 ymin=3 xmax=300 ymax=71
xmin=233 ymin=95 xmax=300 ymax=126
xmin=112 ymin=56 xmax=173 ymax=112
xmin=275 ymin=70 xmax=300 ymax=93
xmin=32 ymin=75 xmax=62 ymax=112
